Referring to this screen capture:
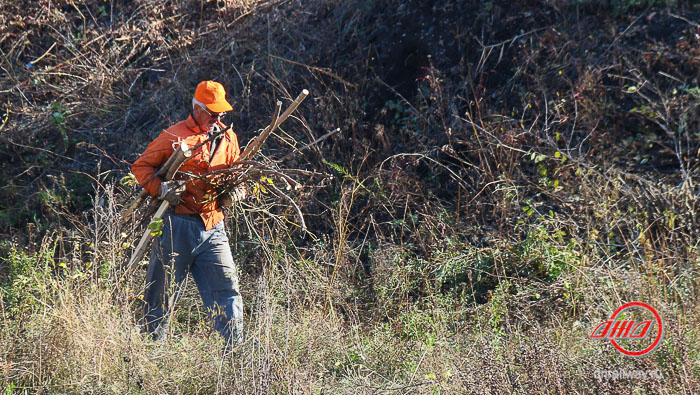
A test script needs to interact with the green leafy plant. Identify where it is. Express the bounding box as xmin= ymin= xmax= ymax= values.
xmin=147 ymin=217 xmax=164 ymax=237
